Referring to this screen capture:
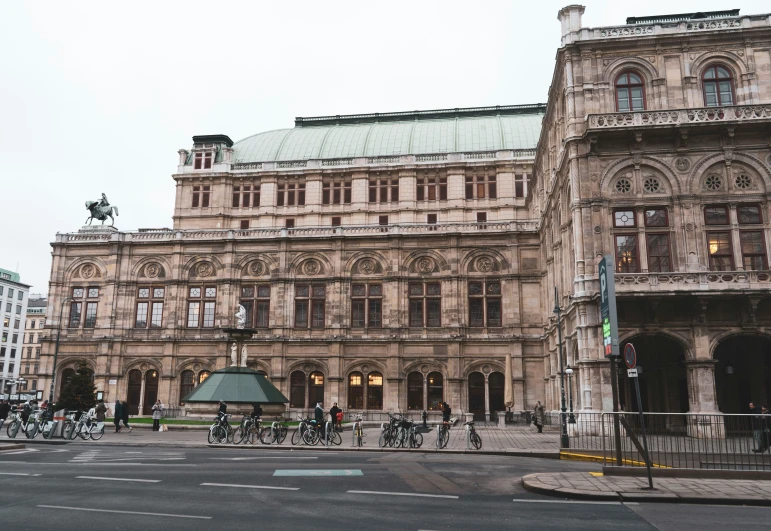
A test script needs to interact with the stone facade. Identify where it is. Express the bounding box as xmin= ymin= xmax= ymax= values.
xmin=38 ymin=6 xmax=771 ymax=417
